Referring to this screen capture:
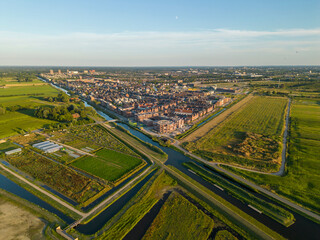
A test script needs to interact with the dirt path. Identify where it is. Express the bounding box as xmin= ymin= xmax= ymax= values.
xmin=0 ymin=163 xmax=85 ymax=217
xmin=272 ymin=99 xmax=291 ymax=176
xmin=181 ymin=94 xmax=254 ymax=143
